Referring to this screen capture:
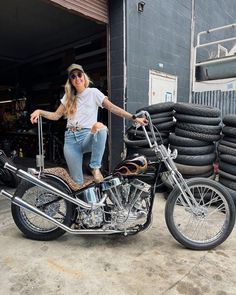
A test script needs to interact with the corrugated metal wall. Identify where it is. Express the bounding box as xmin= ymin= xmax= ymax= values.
xmin=192 ymin=91 xmax=236 ymax=117
xmin=49 ymin=0 xmax=108 ymax=24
